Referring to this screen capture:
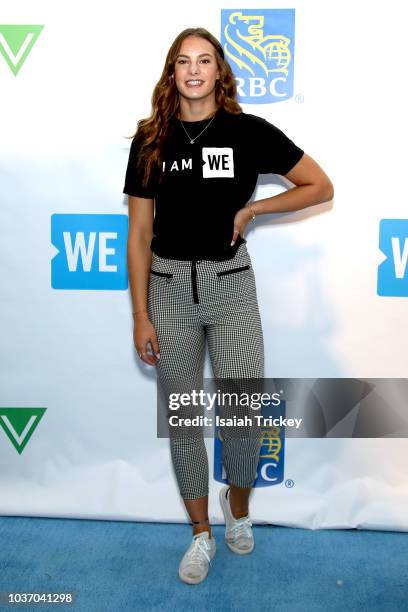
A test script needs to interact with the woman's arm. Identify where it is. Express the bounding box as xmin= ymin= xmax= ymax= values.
xmin=127 ymin=195 xmax=160 ymax=365
xmin=231 ymin=153 xmax=334 ymax=245
xmin=252 ymin=152 xmax=334 ymax=215
xmin=127 ymin=195 xmax=154 ymax=317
